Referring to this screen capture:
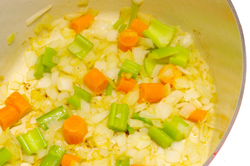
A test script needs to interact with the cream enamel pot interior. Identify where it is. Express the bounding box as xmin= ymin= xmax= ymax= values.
xmin=0 ymin=0 xmax=246 ymax=165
